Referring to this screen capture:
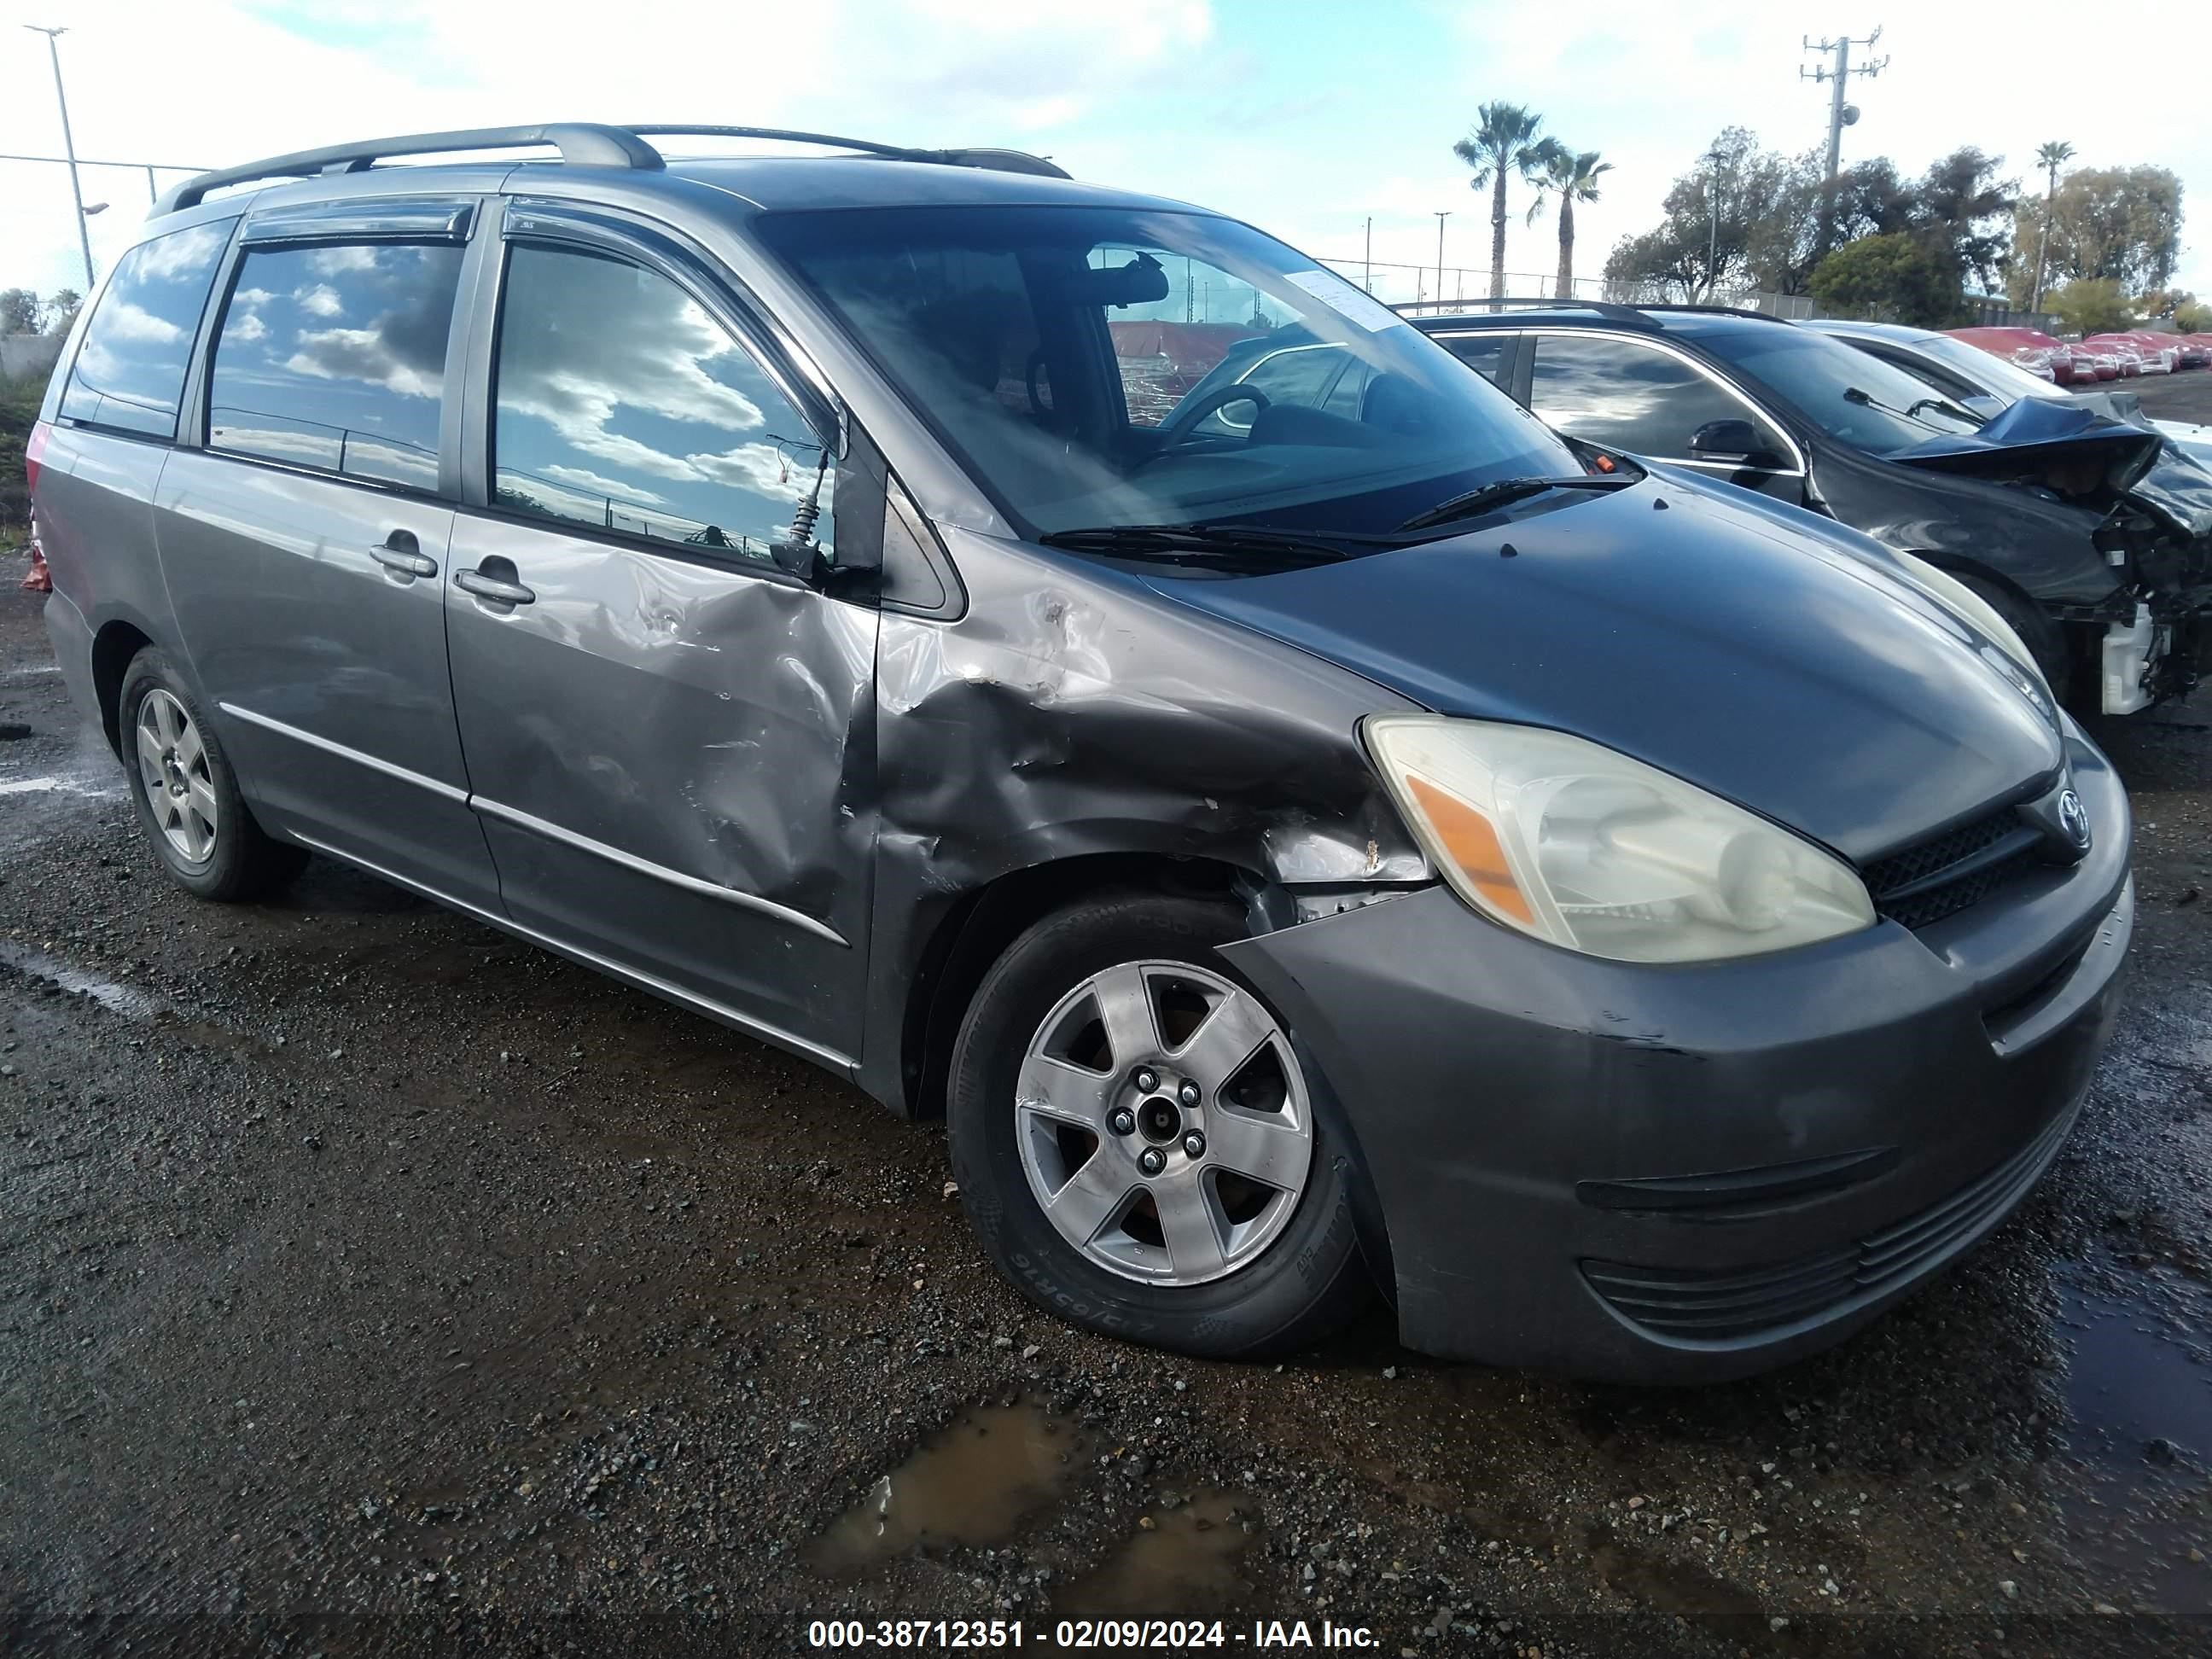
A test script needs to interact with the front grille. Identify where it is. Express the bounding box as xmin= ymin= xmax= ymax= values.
xmin=1581 ymin=1105 xmax=2076 ymax=1342
xmin=1861 ymin=808 xmax=2045 ymax=930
